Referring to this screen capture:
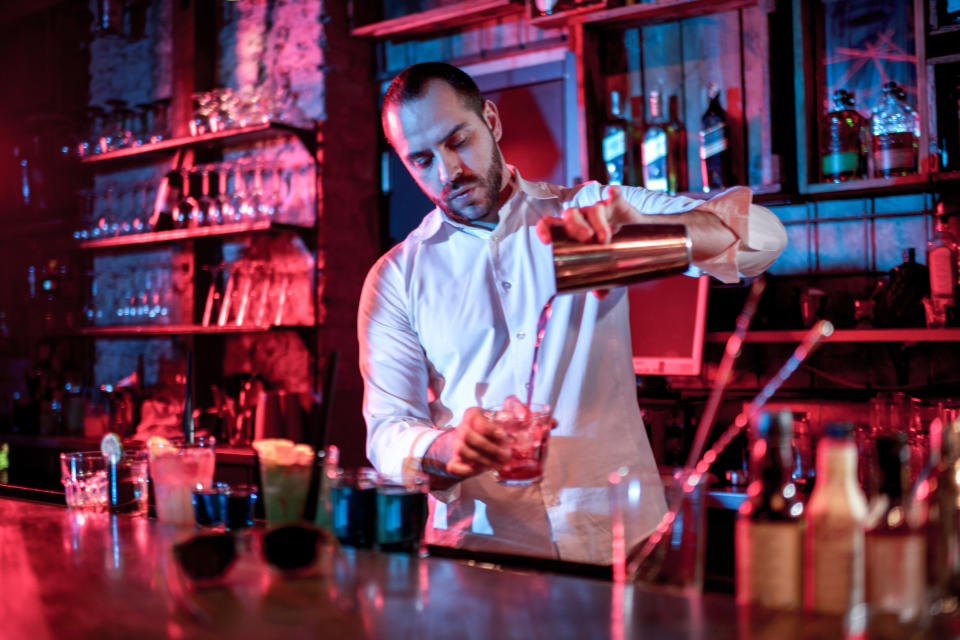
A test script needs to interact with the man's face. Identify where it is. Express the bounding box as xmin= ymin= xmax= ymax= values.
xmin=384 ymin=79 xmax=507 ymax=224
